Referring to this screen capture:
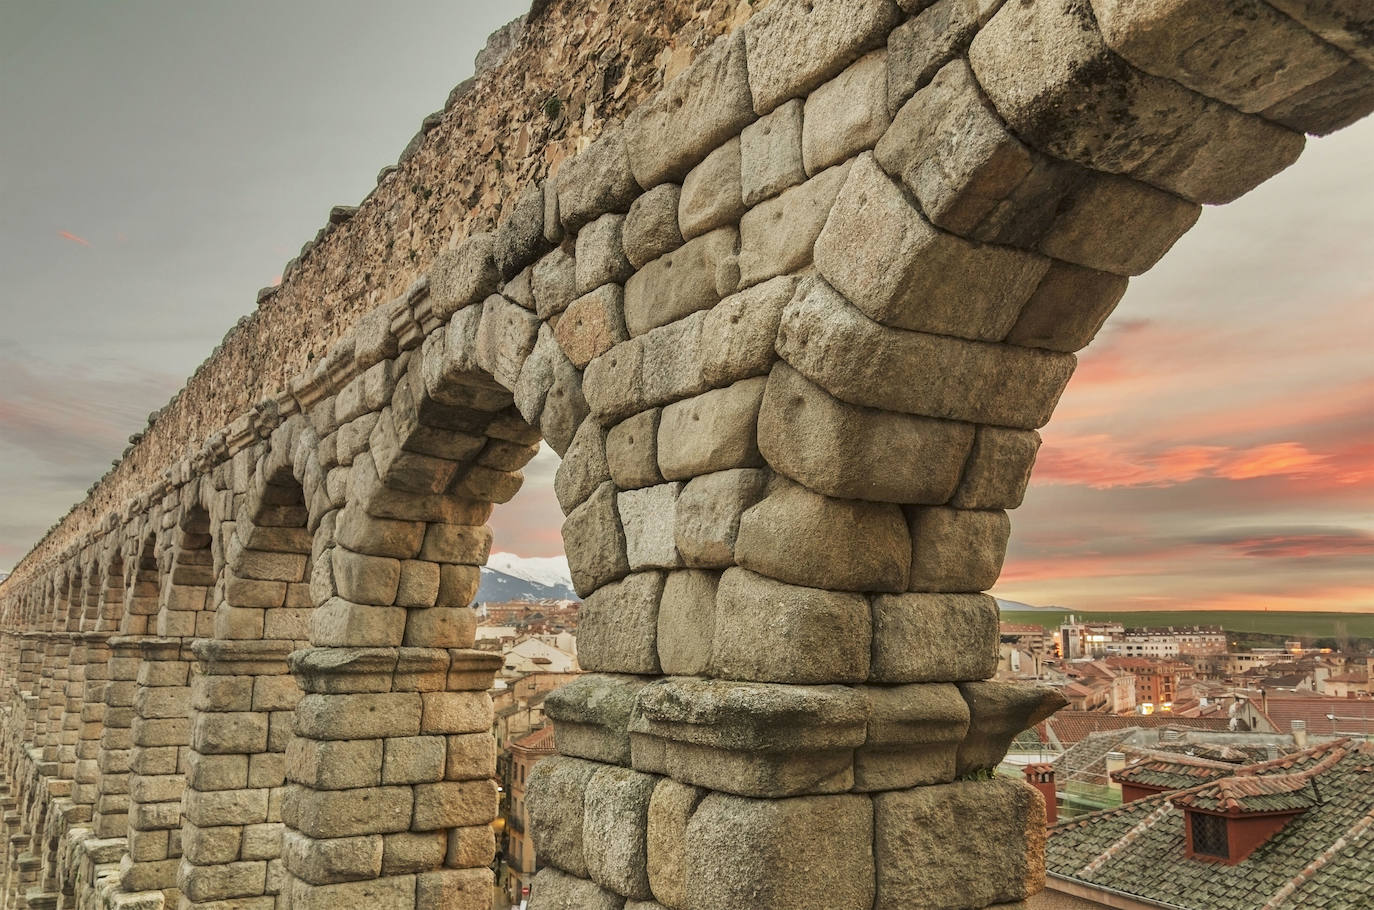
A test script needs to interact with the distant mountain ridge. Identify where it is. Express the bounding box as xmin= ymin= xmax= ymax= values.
xmin=995 ymin=597 xmax=1065 ymax=612
xmin=476 ymin=553 xmax=577 ymax=603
